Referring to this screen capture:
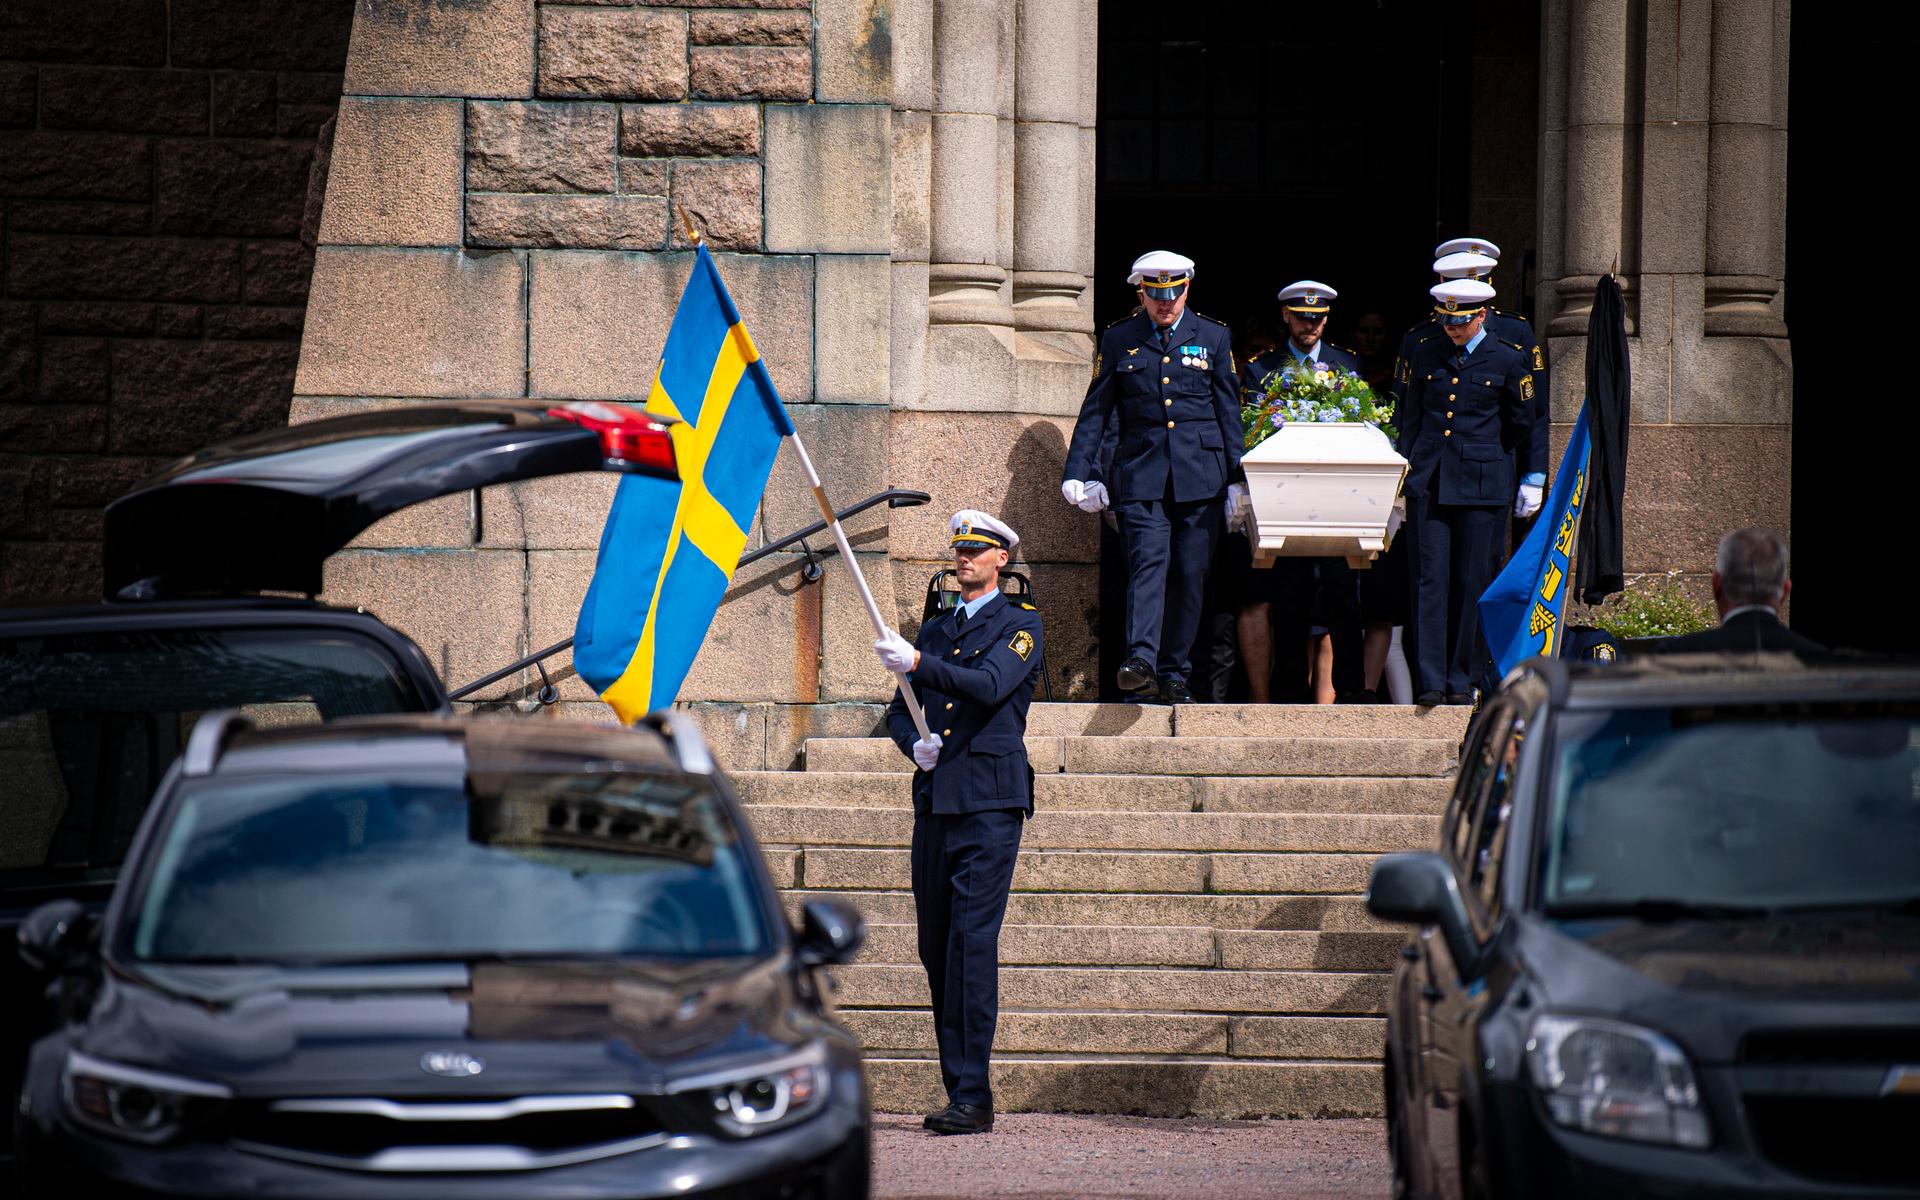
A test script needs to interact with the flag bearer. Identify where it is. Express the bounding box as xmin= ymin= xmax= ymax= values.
xmin=872 ymin=510 xmax=1043 ymax=1135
